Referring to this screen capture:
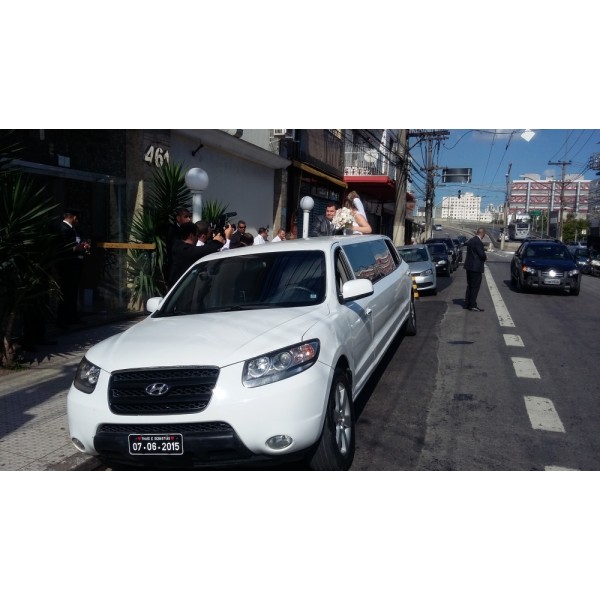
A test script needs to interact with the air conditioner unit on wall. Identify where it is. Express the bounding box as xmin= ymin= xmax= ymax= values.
xmin=273 ymin=129 xmax=295 ymax=139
